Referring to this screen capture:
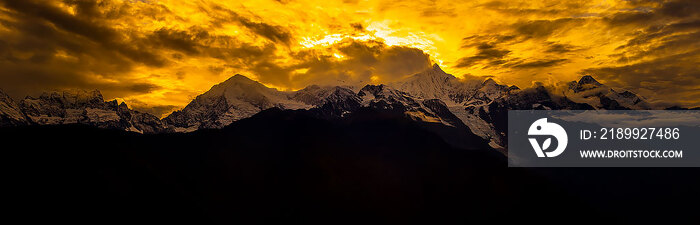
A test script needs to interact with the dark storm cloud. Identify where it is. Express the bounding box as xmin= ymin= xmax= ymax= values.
xmin=456 ymin=21 xmax=581 ymax=70
xmin=544 ymin=42 xmax=579 ymax=53
xmin=208 ymin=4 xmax=293 ymax=45
xmin=613 ymin=0 xmax=699 ymax=50
xmin=250 ymin=61 xmax=295 ymax=85
xmin=350 ymin=23 xmax=364 ymax=31
xmin=605 ymin=11 xmax=655 ymax=26
xmin=148 ymin=25 xmax=275 ymax=61
xmin=454 ymin=35 xmax=517 ymax=68
xmin=0 ymin=0 xmax=291 ymax=103
xmin=581 ymin=50 xmax=700 ymax=107
xmin=590 ymin=0 xmax=700 ymax=106
xmin=572 ymin=0 xmax=700 ymax=108
xmin=0 ymin=0 xmax=166 ymax=66
xmin=507 ymin=59 xmax=568 ymax=69
xmin=375 ymin=46 xmax=432 ymax=79
xmin=0 ymin=55 xmax=161 ymax=99
xmin=0 ymin=0 xmax=172 ymax=100
xmin=480 ymin=1 xmax=566 ymax=16
xmin=512 ymin=18 xmax=584 ymax=39
xmin=455 ymin=43 xmax=510 ymax=68
xmin=1 ymin=0 xmax=697 ymax=112
xmin=144 ymin=23 xmax=280 ymax=66
xmin=658 ymin=0 xmax=700 ymax=18
xmin=604 ymin=0 xmax=699 ymax=27
xmin=149 ymin=28 xmax=208 ymax=55
xmin=236 ymin=15 xmax=293 ymax=45
xmin=264 ymin=39 xmax=432 ymax=88
xmin=610 ymin=13 xmax=700 ymax=62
